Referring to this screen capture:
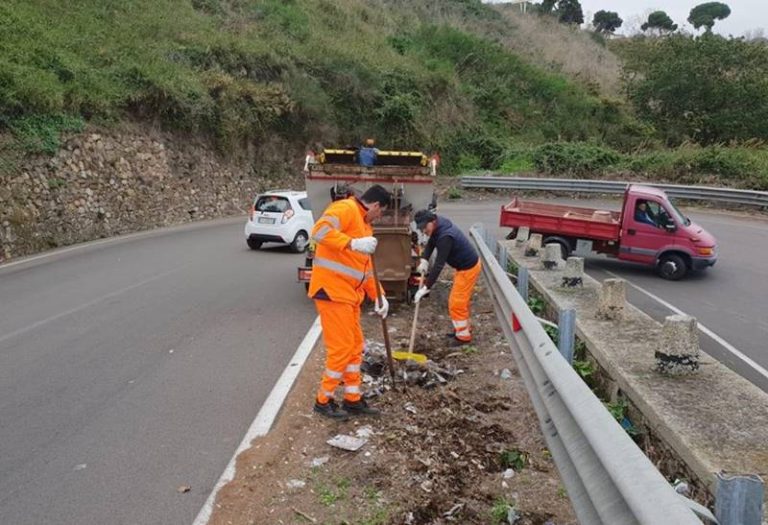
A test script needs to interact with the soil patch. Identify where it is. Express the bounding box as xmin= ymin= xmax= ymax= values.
xmin=209 ymin=274 xmax=576 ymax=525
